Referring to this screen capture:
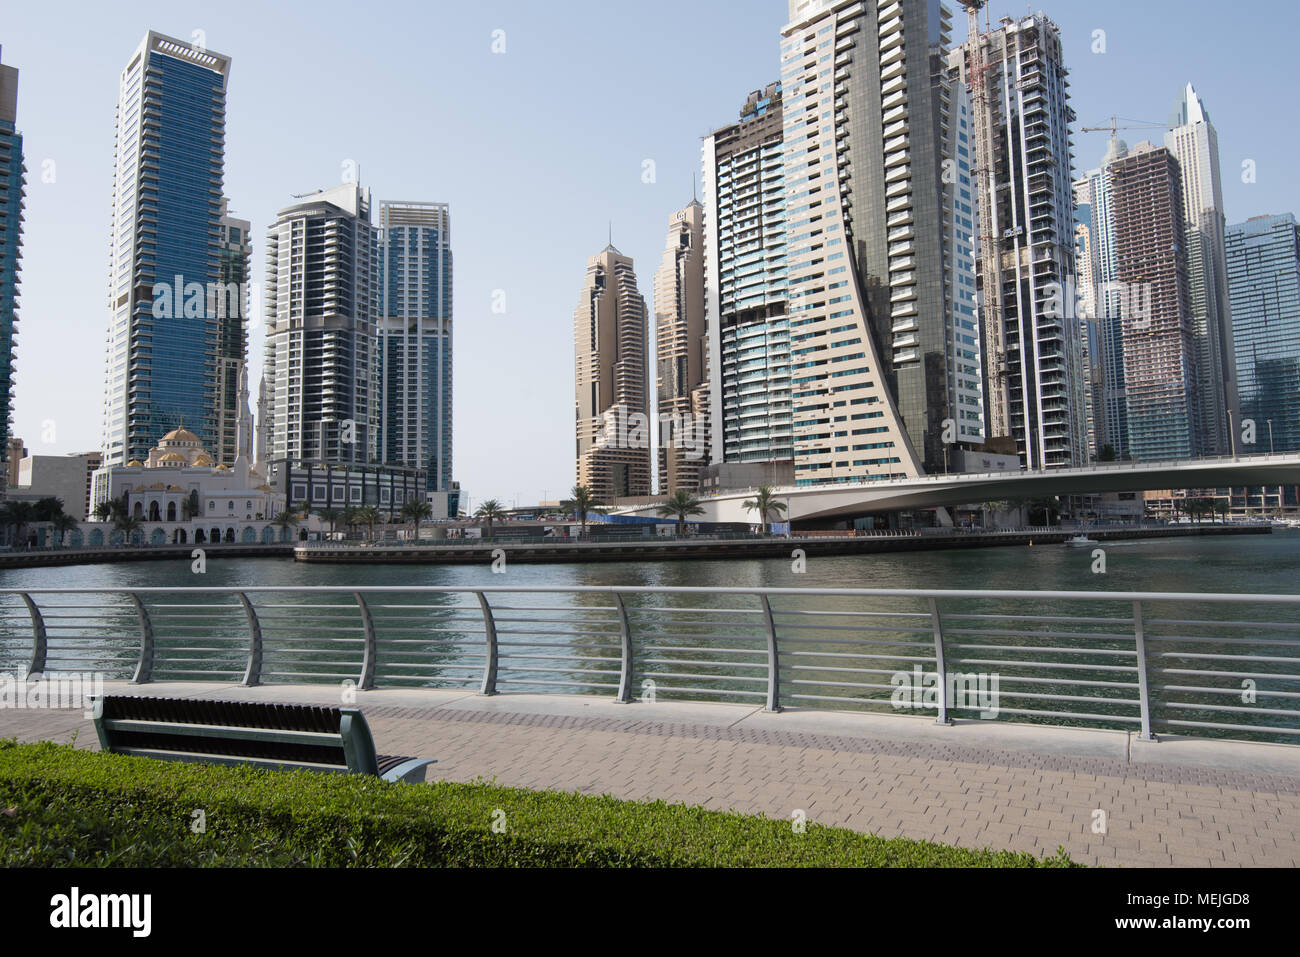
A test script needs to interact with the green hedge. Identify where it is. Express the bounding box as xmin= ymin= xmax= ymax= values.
xmin=0 ymin=740 xmax=1077 ymax=867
